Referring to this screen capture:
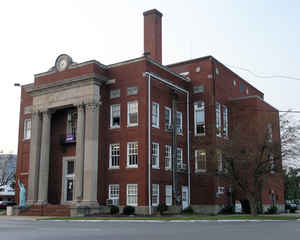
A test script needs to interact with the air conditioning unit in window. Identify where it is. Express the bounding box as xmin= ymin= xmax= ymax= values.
xmin=177 ymin=127 xmax=183 ymax=135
